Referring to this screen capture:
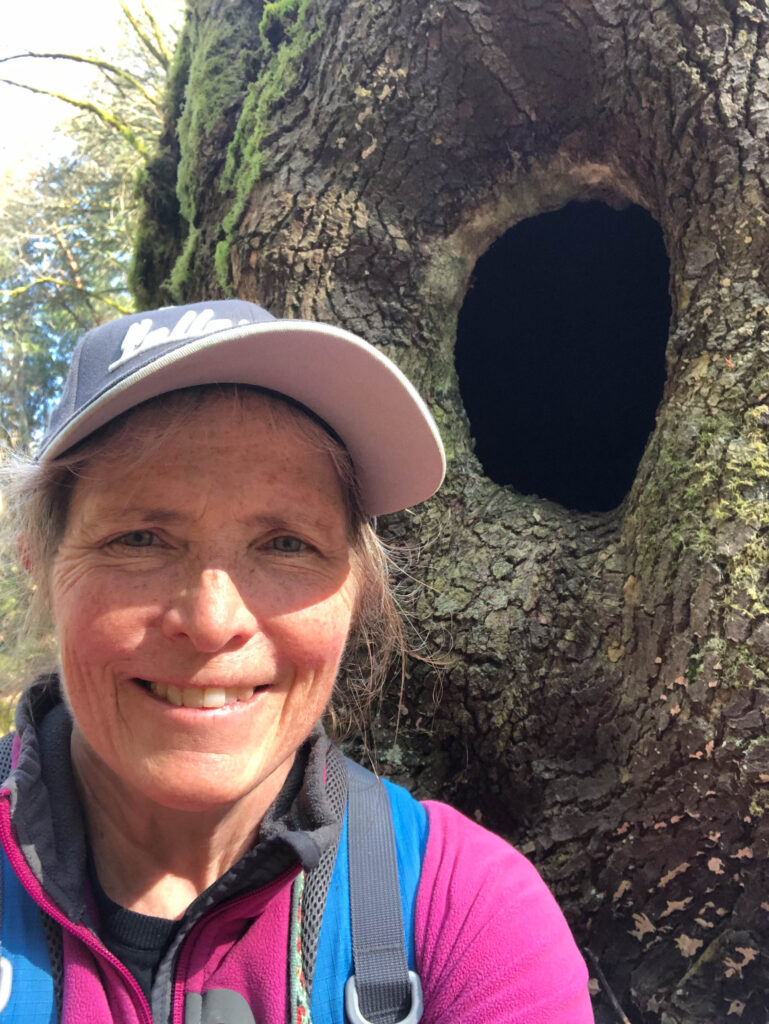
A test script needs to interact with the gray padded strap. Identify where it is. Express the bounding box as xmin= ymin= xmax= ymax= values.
xmin=0 ymin=733 xmax=12 ymax=782
xmin=346 ymin=760 xmax=412 ymax=1024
